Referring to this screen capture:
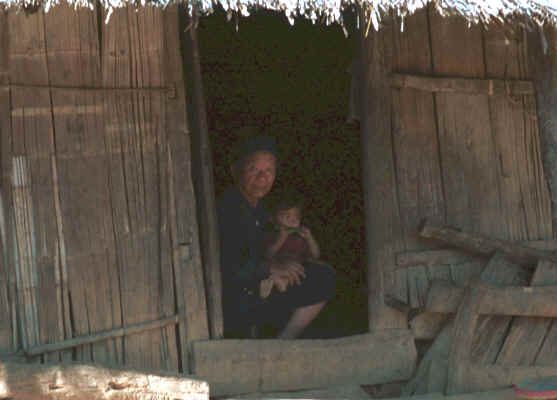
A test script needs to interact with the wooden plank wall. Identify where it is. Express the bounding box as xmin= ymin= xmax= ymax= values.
xmin=0 ymin=4 xmax=208 ymax=372
xmin=361 ymin=6 xmax=552 ymax=329
xmin=0 ymin=9 xmax=17 ymax=354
